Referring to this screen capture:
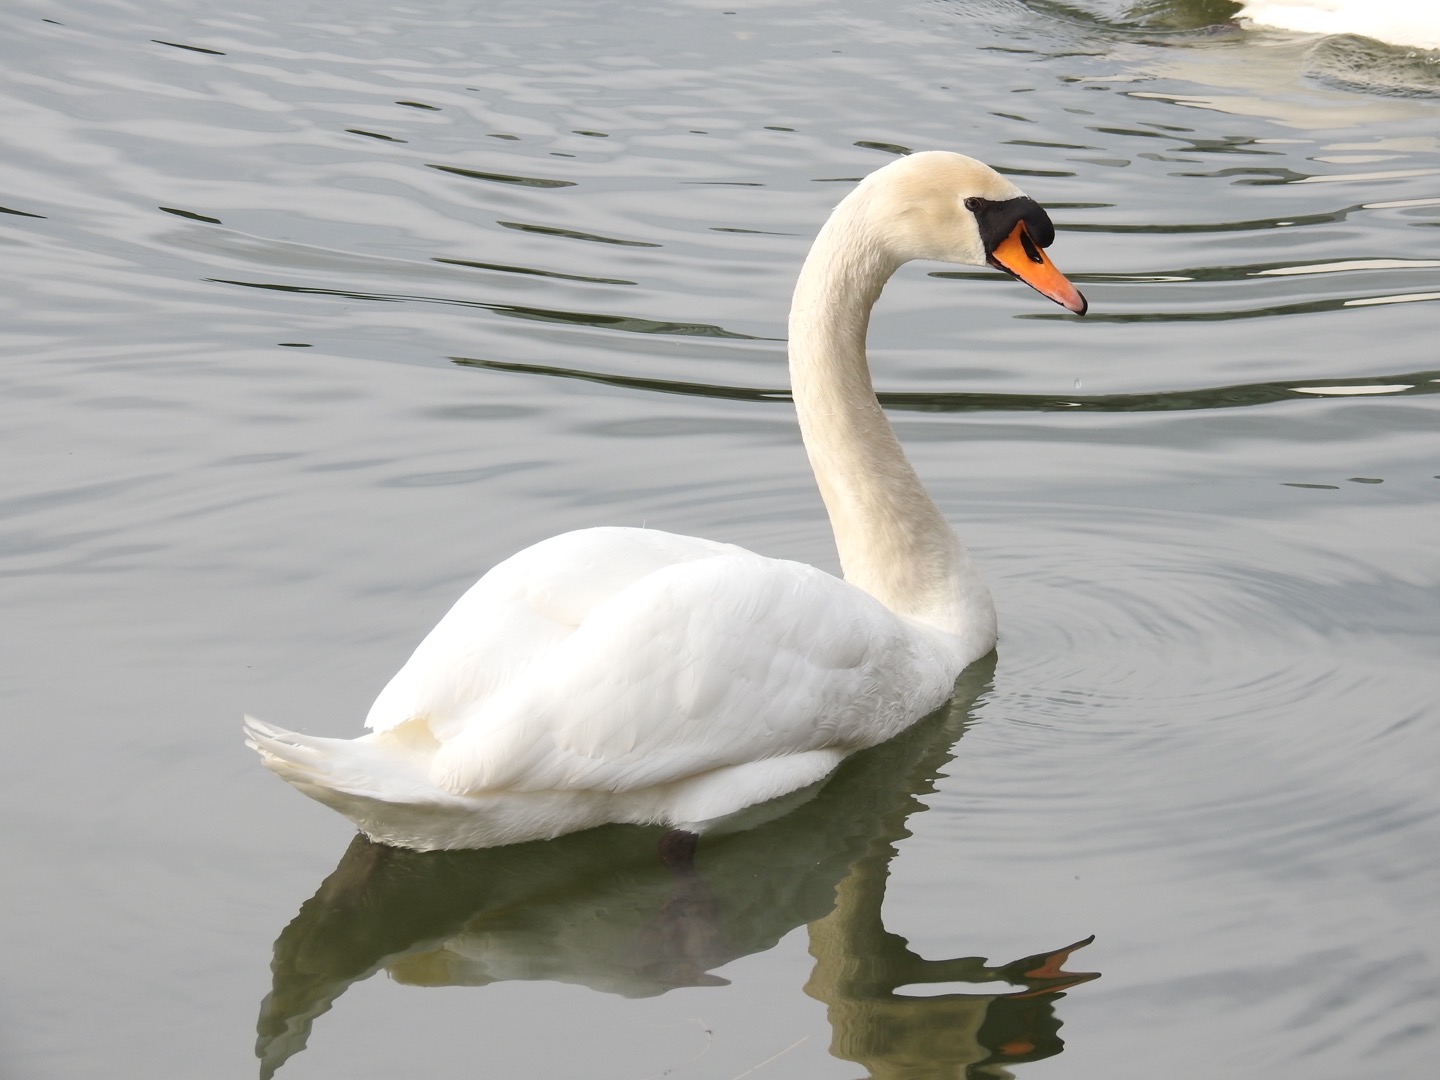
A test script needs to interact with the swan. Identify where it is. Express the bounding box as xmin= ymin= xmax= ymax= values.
xmin=245 ymin=150 xmax=1087 ymax=852
xmin=1236 ymin=1 xmax=1440 ymax=50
